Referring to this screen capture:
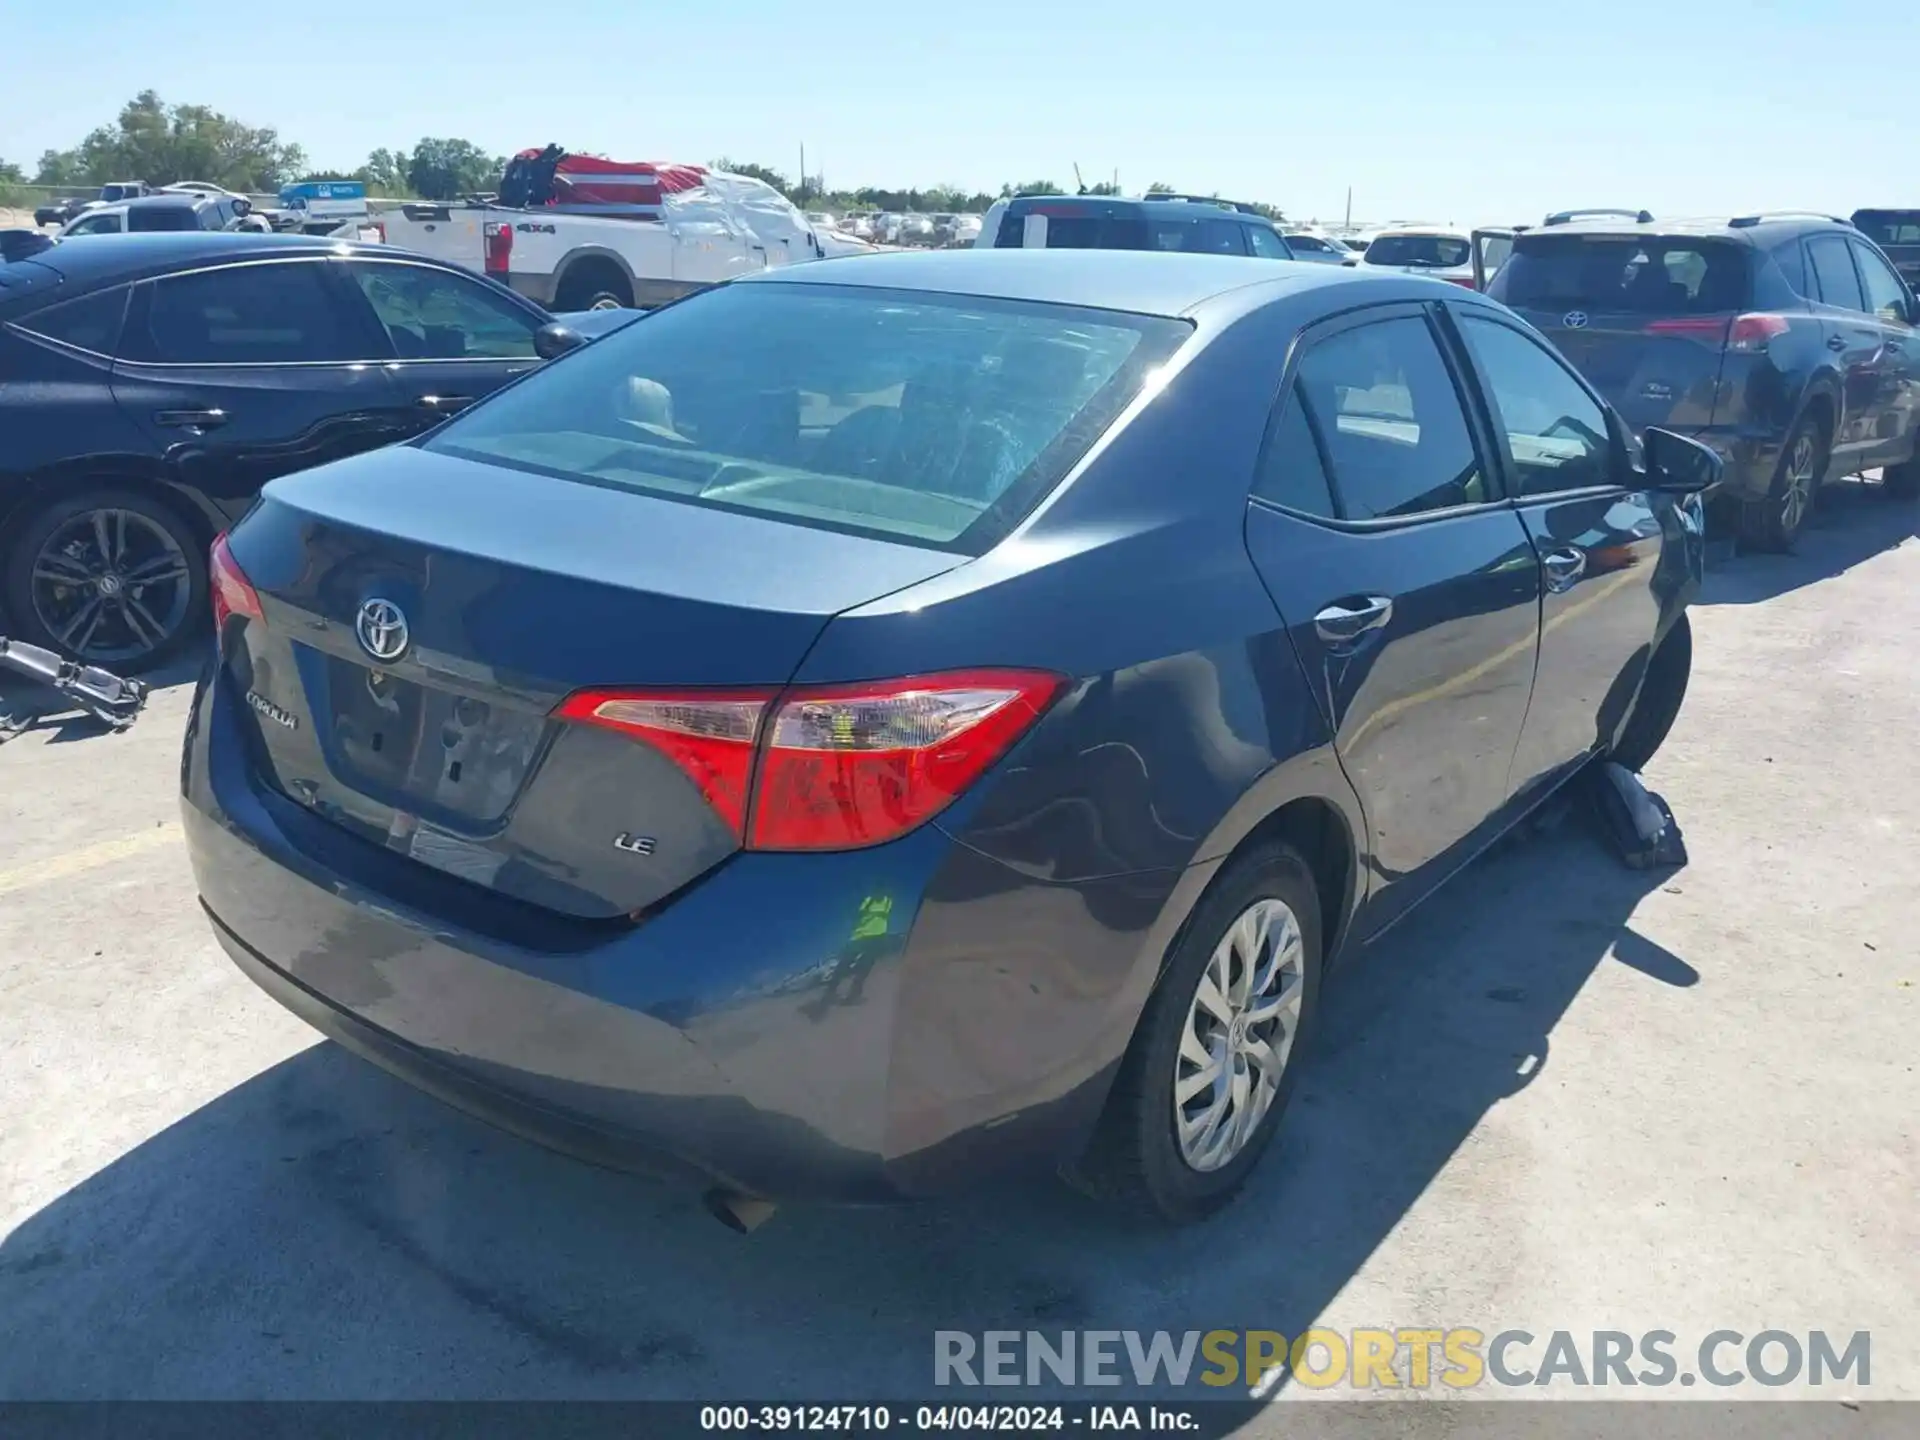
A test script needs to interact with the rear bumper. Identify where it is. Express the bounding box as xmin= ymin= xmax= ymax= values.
xmin=182 ymin=669 xmax=1177 ymax=1202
